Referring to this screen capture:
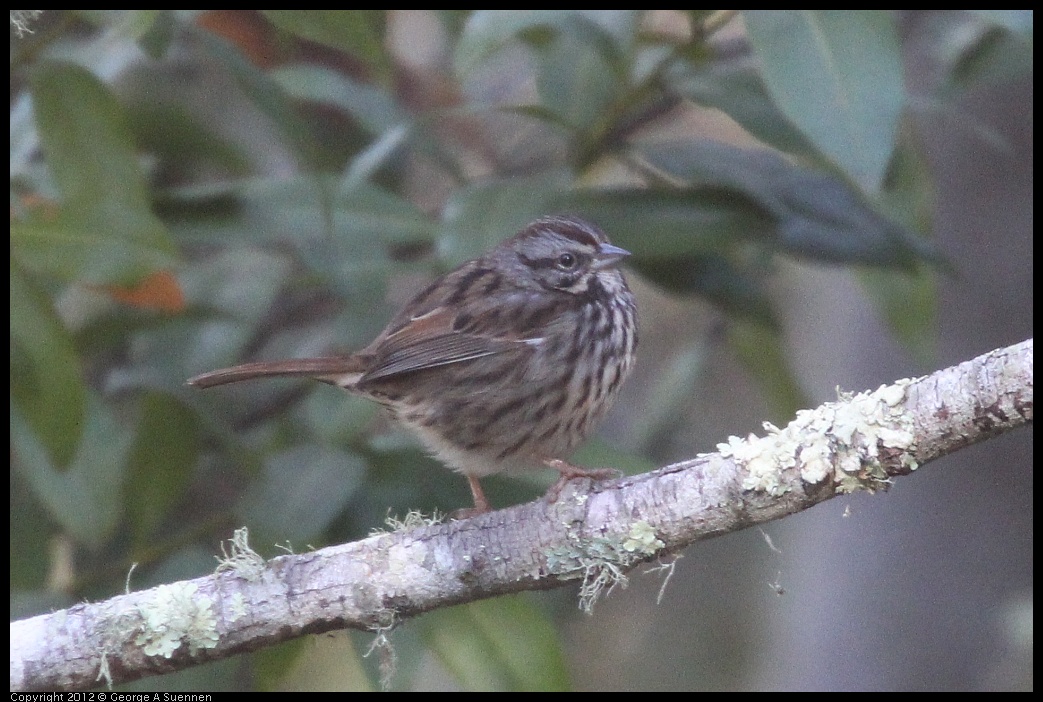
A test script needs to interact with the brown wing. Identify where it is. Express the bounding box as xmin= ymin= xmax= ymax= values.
xmin=359 ymin=305 xmax=539 ymax=383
